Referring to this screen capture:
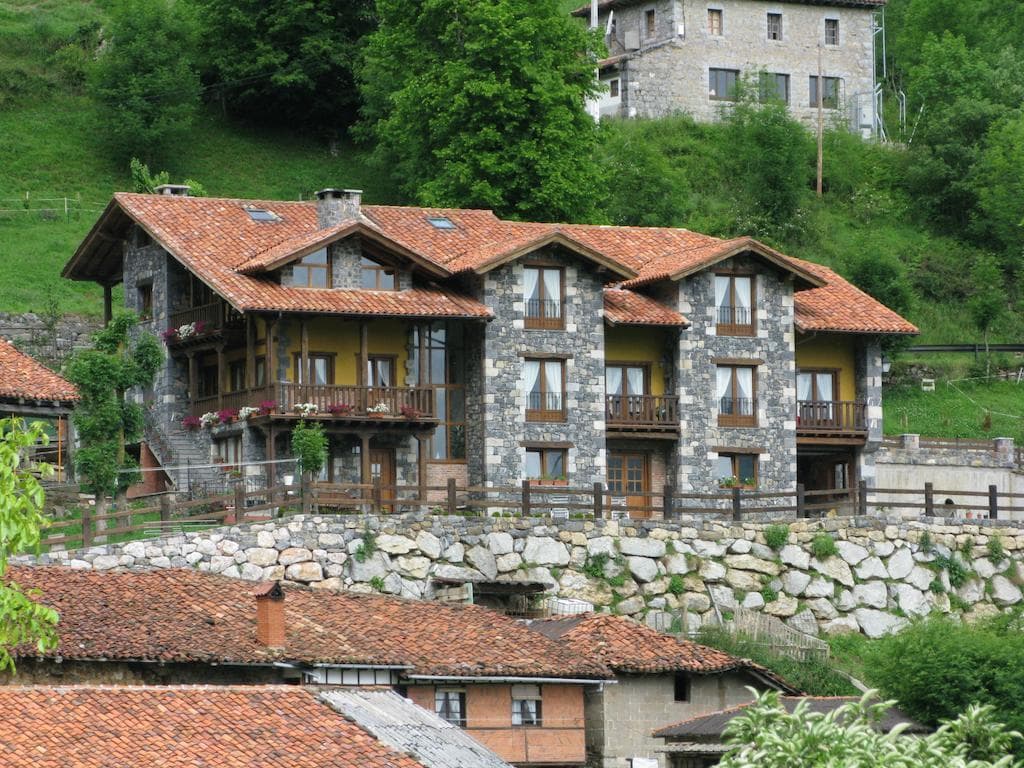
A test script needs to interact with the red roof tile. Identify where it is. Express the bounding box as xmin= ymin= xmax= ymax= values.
xmin=572 ymin=0 xmax=885 ymax=16
xmin=0 ymin=685 xmax=428 ymax=768
xmin=604 ymin=288 xmax=687 ymax=326
xmin=528 ymin=613 xmax=796 ymax=689
xmin=65 ymin=193 xmax=915 ymax=335
xmin=9 ymin=566 xmax=609 ymax=679
xmin=0 ymin=338 xmax=77 ymax=404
